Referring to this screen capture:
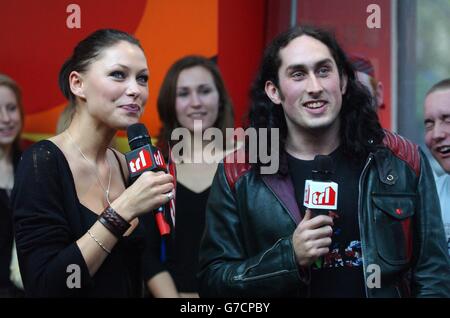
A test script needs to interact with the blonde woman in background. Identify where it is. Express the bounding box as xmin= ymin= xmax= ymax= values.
xmin=0 ymin=74 xmax=25 ymax=297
